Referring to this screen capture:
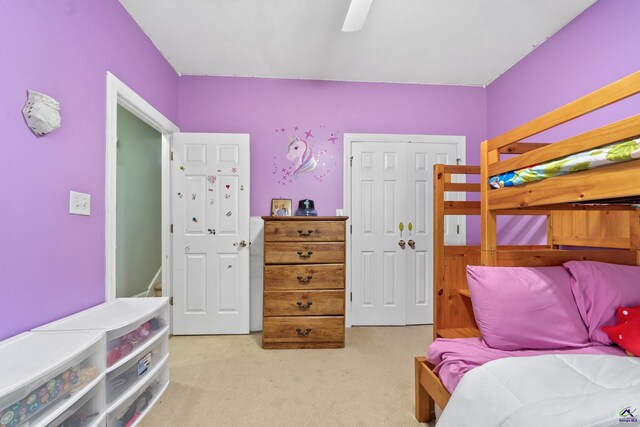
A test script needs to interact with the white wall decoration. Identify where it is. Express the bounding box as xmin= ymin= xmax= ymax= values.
xmin=23 ymin=90 xmax=61 ymax=136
